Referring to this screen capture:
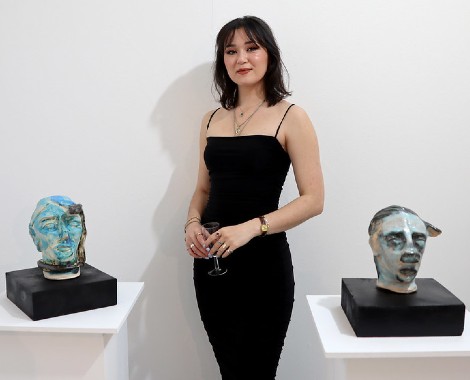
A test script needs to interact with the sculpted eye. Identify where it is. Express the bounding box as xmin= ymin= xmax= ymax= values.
xmin=66 ymin=217 xmax=82 ymax=229
xmin=413 ymin=233 xmax=427 ymax=247
xmin=385 ymin=233 xmax=405 ymax=248
xmin=43 ymin=222 xmax=58 ymax=230
xmin=39 ymin=218 xmax=59 ymax=231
